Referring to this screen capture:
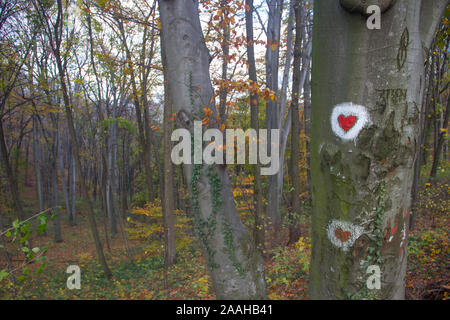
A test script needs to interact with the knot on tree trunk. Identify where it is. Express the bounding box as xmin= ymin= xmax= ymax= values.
xmin=339 ymin=0 xmax=395 ymax=16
